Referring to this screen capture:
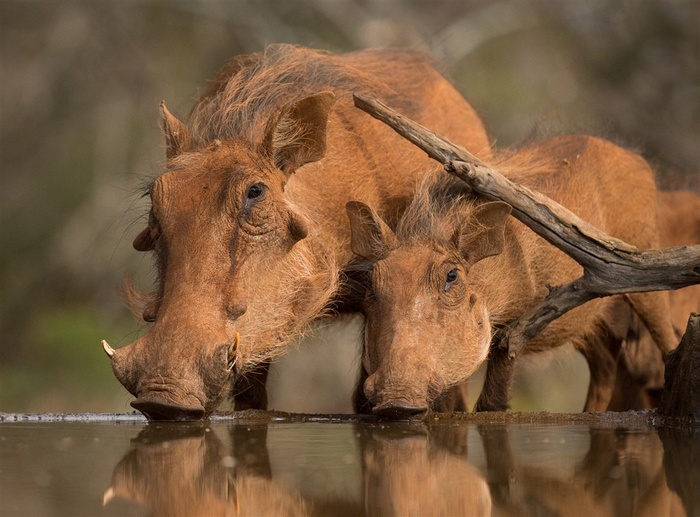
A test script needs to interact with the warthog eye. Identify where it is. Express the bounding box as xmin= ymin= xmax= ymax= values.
xmin=245 ymin=182 xmax=266 ymax=200
xmin=444 ymin=268 xmax=459 ymax=291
